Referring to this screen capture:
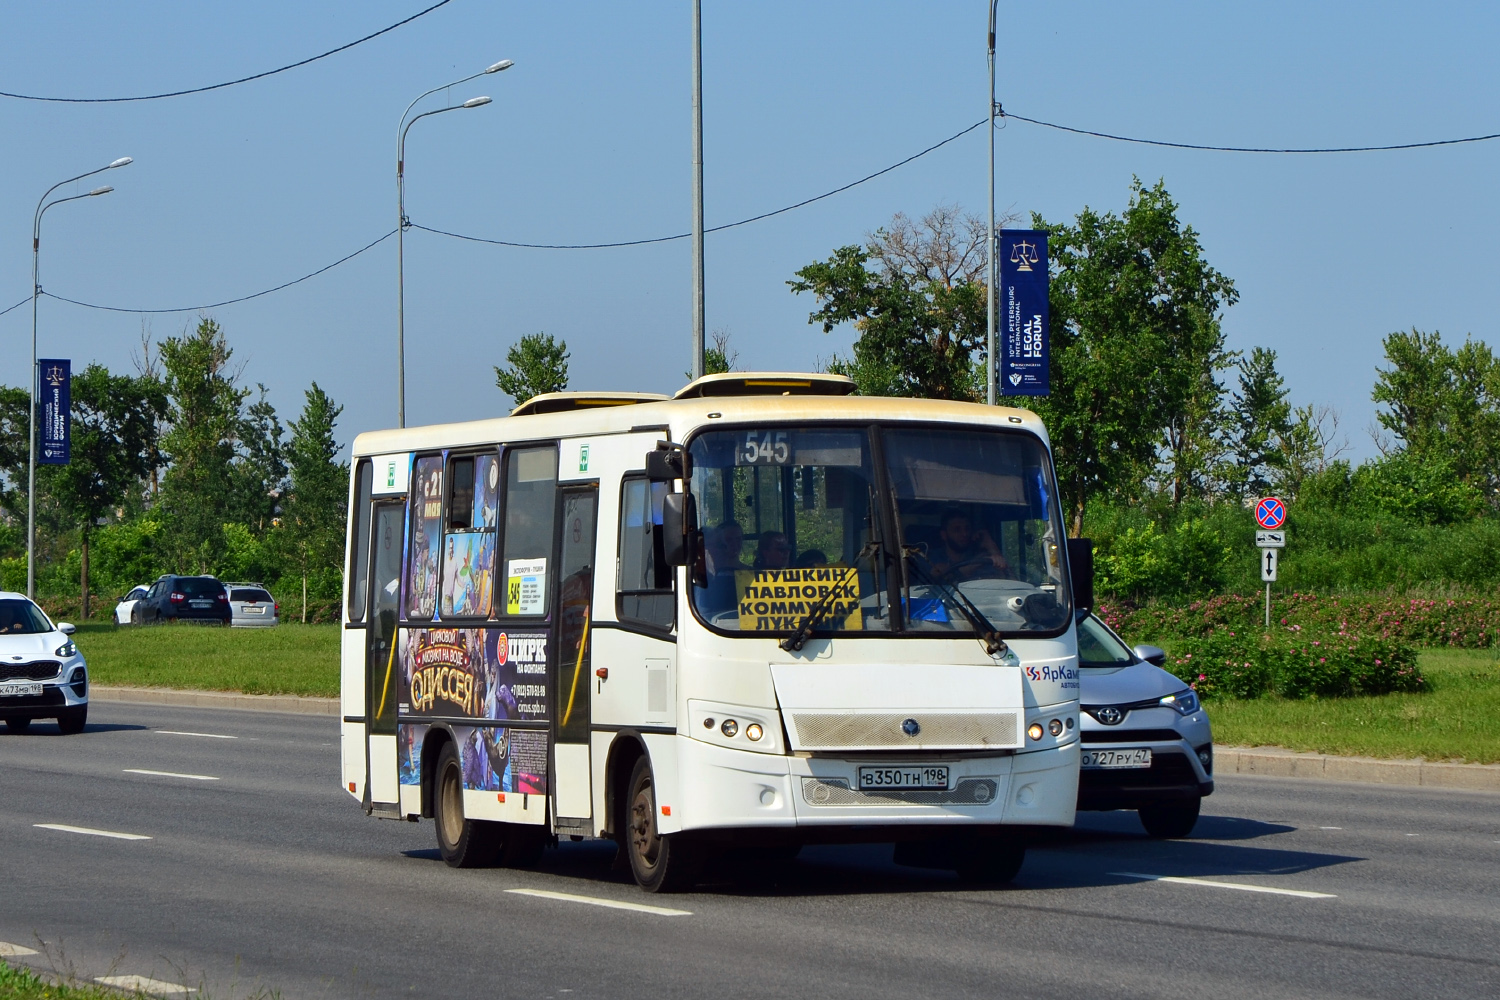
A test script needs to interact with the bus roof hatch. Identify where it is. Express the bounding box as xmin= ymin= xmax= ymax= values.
xmin=510 ymin=391 xmax=669 ymax=417
xmin=674 ymin=371 xmax=856 ymax=399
